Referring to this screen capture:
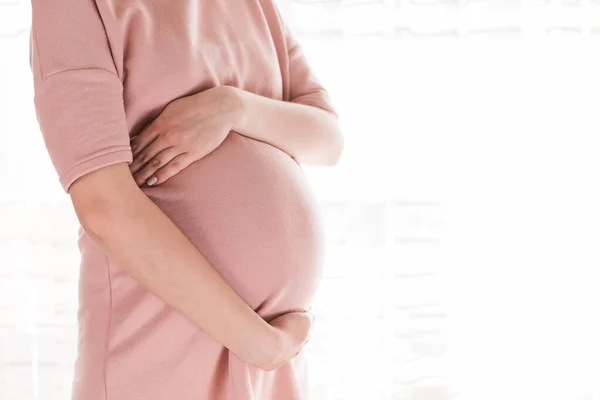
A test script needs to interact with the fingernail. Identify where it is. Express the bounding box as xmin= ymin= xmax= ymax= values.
xmin=147 ymin=176 xmax=157 ymax=186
